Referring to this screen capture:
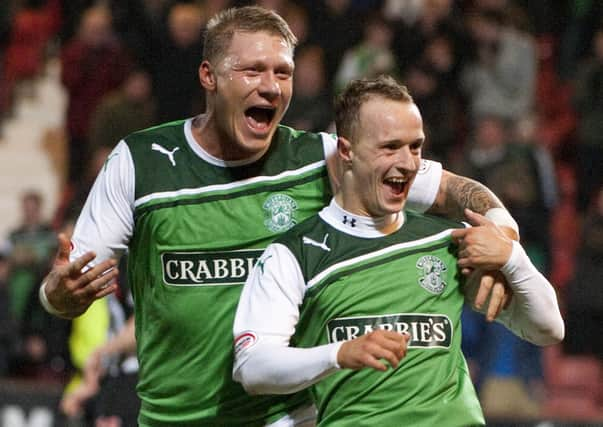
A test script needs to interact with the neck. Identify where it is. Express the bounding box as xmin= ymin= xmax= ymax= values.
xmin=328 ymin=196 xmax=404 ymax=237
